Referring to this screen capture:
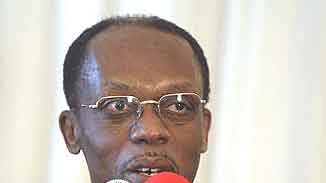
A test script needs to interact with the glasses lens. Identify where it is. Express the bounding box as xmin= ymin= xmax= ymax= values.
xmin=97 ymin=96 xmax=139 ymax=121
xmin=159 ymin=93 xmax=202 ymax=122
